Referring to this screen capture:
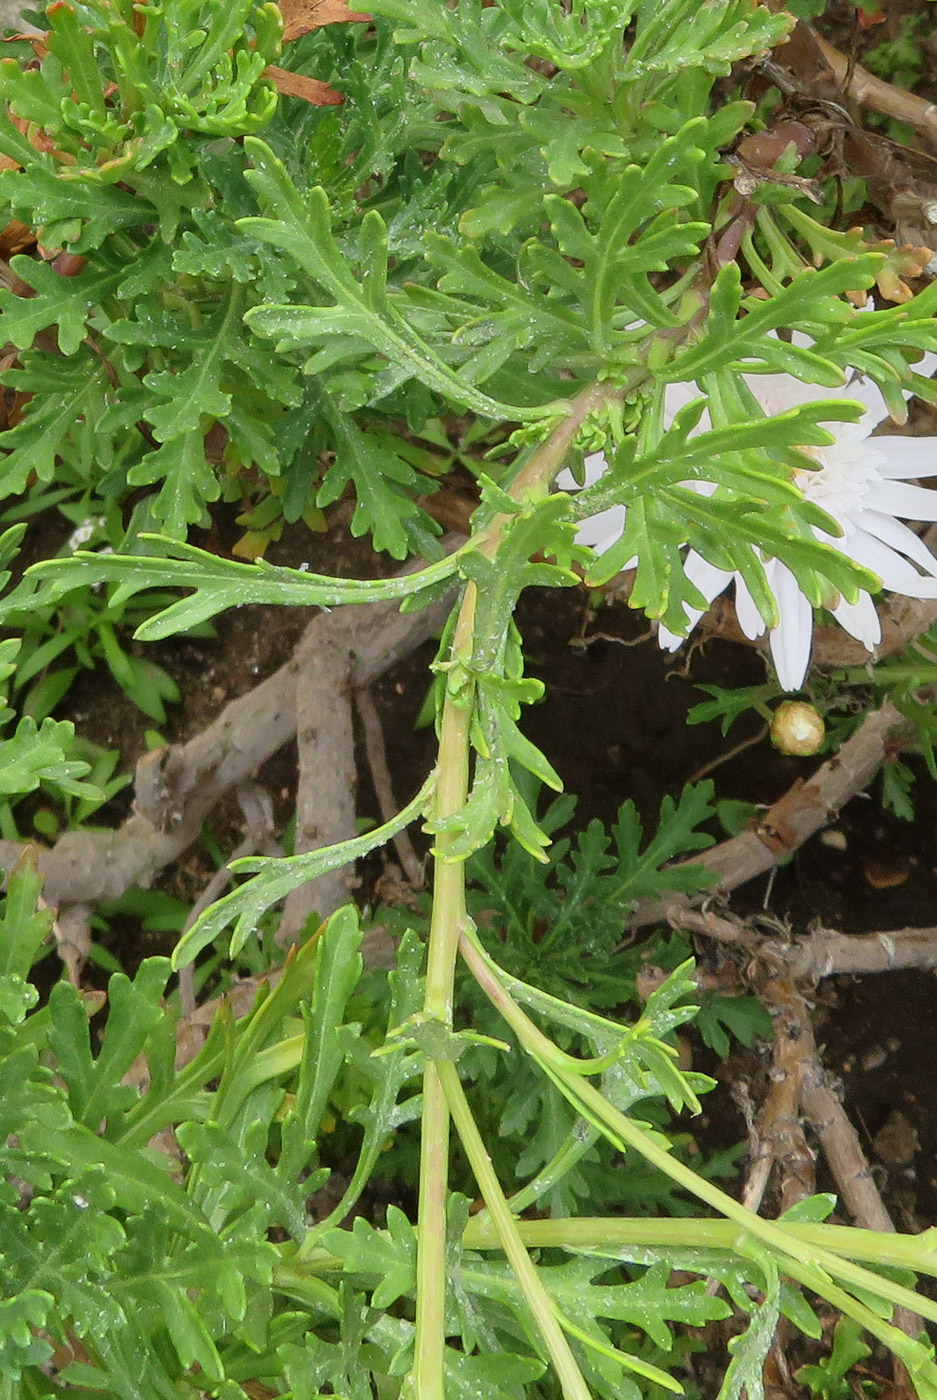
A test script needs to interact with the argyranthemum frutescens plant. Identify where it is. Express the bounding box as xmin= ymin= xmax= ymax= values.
xmin=7 ymin=0 xmax=937 ymax=1396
